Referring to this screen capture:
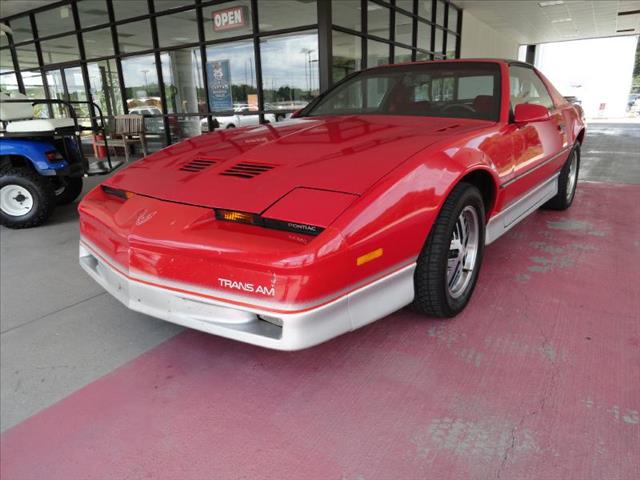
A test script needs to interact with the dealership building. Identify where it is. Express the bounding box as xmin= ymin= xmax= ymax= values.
xmin=0 ymin=0 xmax=468 ymax=147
